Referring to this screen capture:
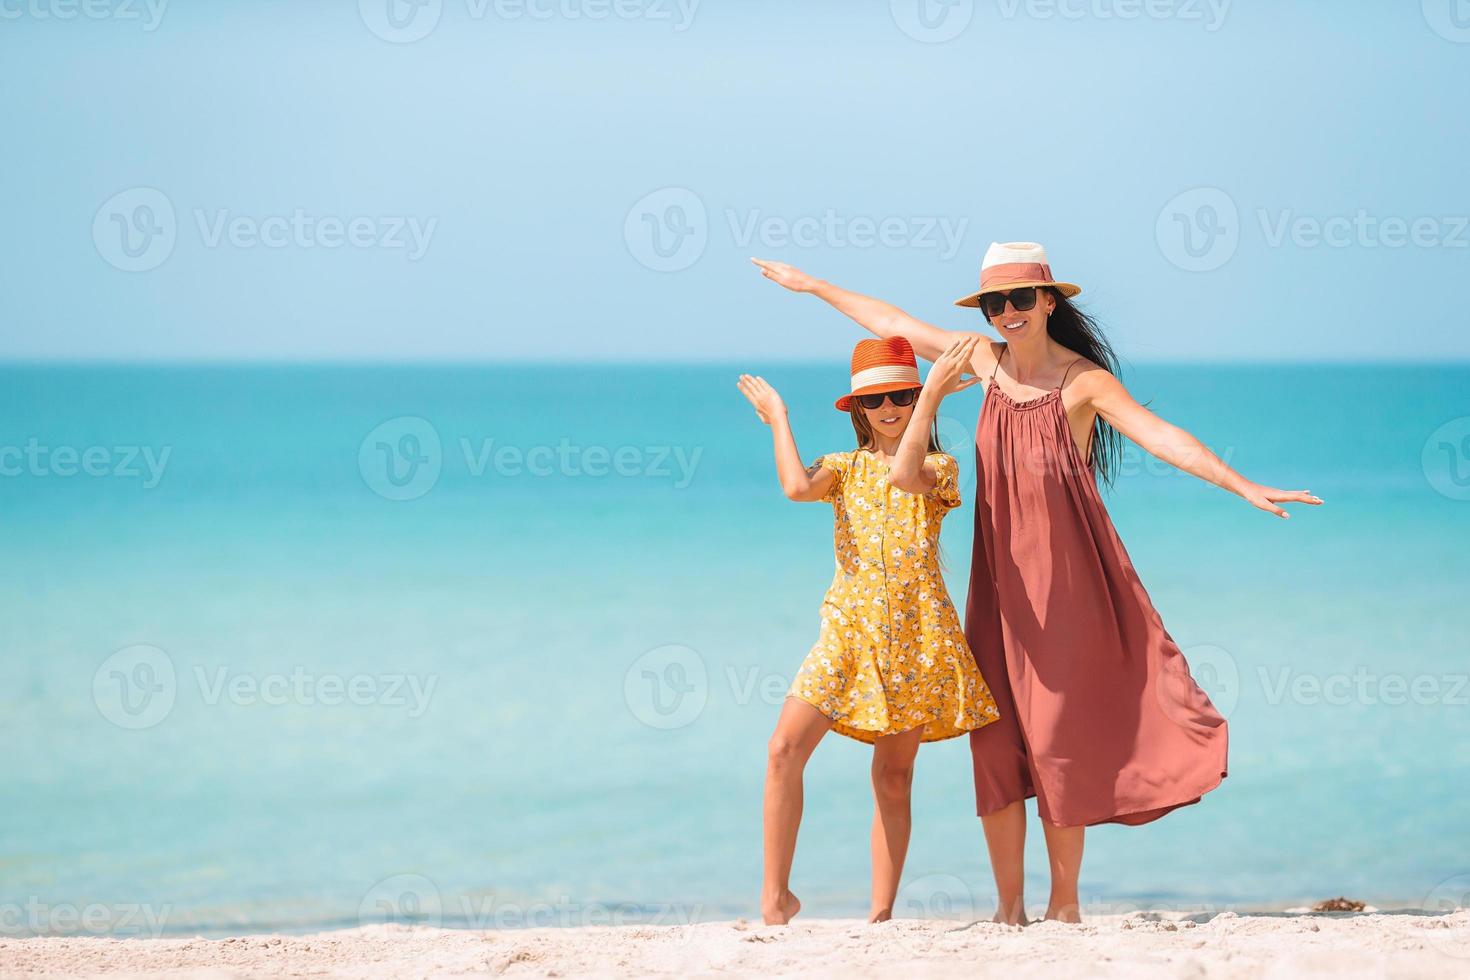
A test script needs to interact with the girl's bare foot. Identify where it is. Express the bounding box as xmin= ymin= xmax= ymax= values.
xmin=992 ymin=908 xmax=1031 ymax=926
xmin=761 ymin=890 xmax=801 ymax=925
xmin=868 ymin=907 xmax=892 ymax=923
